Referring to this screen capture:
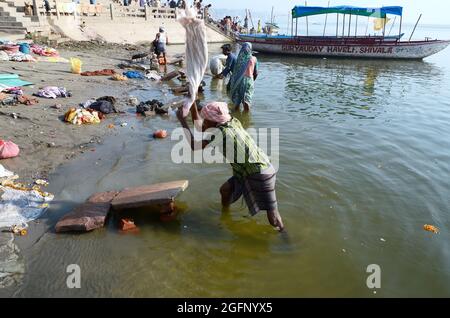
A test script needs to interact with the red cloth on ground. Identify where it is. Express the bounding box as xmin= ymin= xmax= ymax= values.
xmin=80 ymin=69 xmax=116 ymax=76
